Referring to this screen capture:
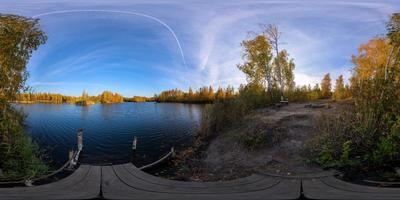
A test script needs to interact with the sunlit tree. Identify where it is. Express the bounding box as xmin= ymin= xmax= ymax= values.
xmin=321 ymin=73 xmax=332 ymax=98
xmin=333 ymin=75 xmax=346 ymax=100
xmin=237 ymin=35 xmax=273 ymax=88
xmin=274 ymin=50 xmax=295 ymax=92
xmin=0 ymin=14 xmax=48 ymax=180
